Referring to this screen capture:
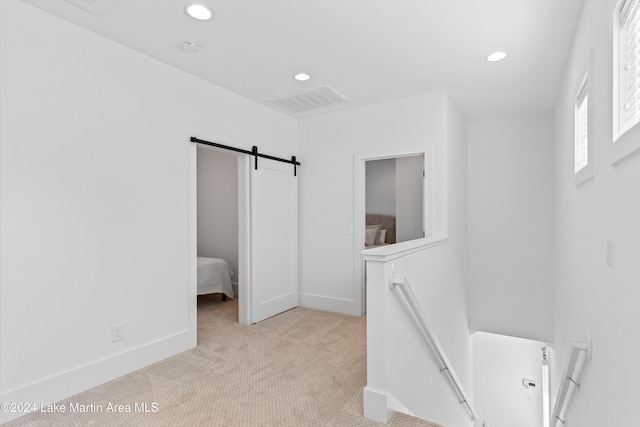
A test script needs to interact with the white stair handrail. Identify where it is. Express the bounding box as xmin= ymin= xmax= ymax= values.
xmin=550 ymin=338 xmax=592 ymax=426
xmin=391 ymin=274 xmax=479 ymax=422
